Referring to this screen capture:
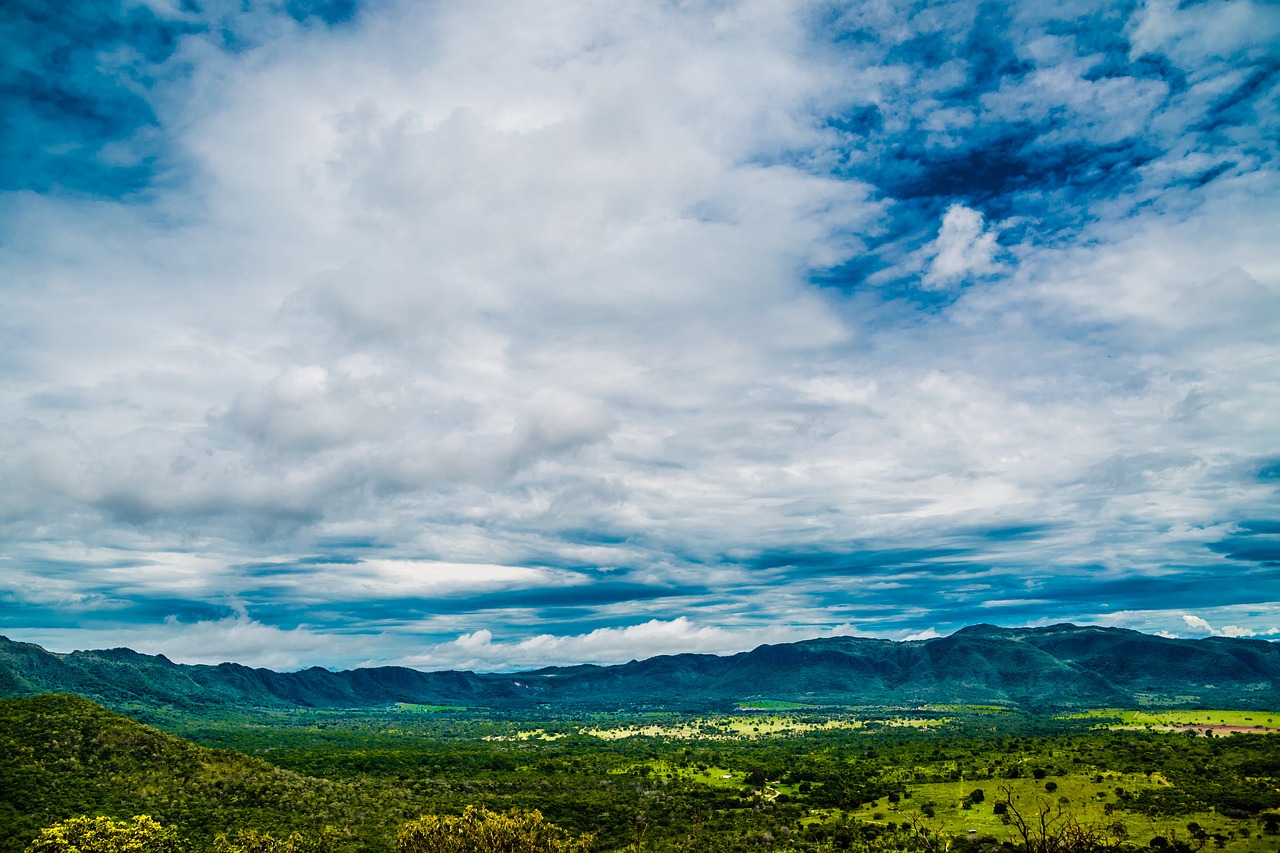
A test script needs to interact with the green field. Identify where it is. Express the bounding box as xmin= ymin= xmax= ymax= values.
xmin=1063 ymin=708 xmax=1280 ymax=730
xmin=395 ymin=702 xmax=469 ymax=713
